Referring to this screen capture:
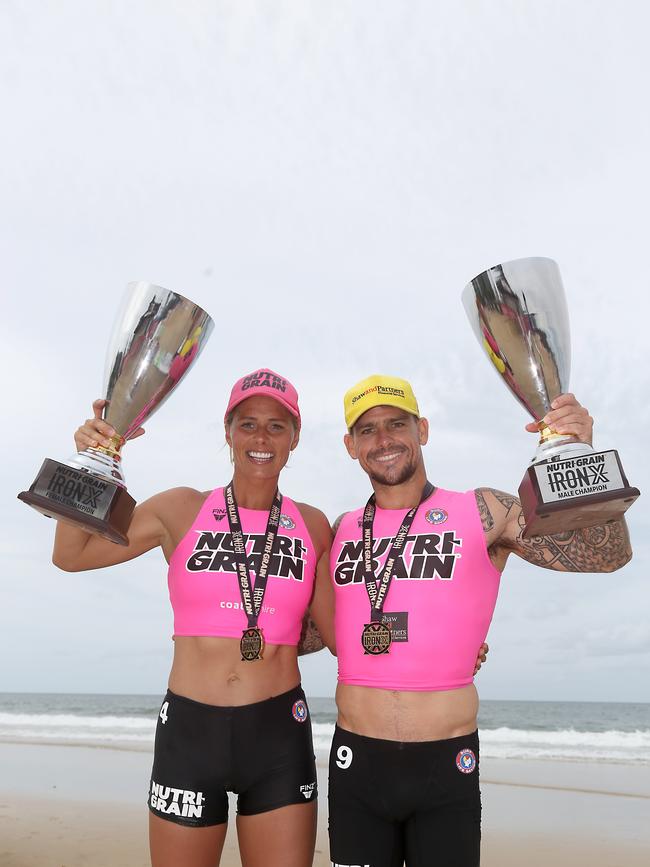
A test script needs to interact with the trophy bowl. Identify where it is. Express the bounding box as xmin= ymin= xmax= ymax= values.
xmin=462 ymin=257 xmax=639 ymax=536
xmin=18 ymin=282 xmax=214 ymax=544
